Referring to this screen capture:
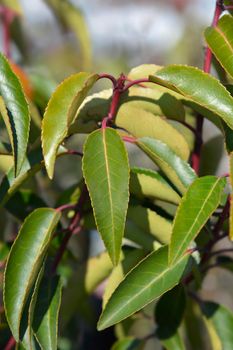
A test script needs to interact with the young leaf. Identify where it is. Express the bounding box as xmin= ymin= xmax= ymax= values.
xmin=149 ymin=65 xmax=233 ymax=130
xmin=82 ymin=128 xmax=130 ymax=265
xmin=4 ymin=208 xmax=61 ymax=341
xmin=0 ymin=54 xmax=30 ymax=175
xmin=205 ymin=15 xmax=233 ymax=79
xmin=130 ymin=167 xmax=181 ymax=205
xmin=127 ymin=63 xmax=162 ymax=80
xmin=32 ymin=275 xmax=62 ymax=350
xmin=116 ymin=105 xmax=190 ymax=160
xmin=42 ymin=72 xmax=98 ymax=178
xmin=137 ymin=137 xmax=196 ymax=194
xmin=202 ymin=302 xmax=233 ymax=350
xmin=169 ymin=176 xmax=226 ymax=265
xmin=97 ymin=245 xmax=190 ymax=330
